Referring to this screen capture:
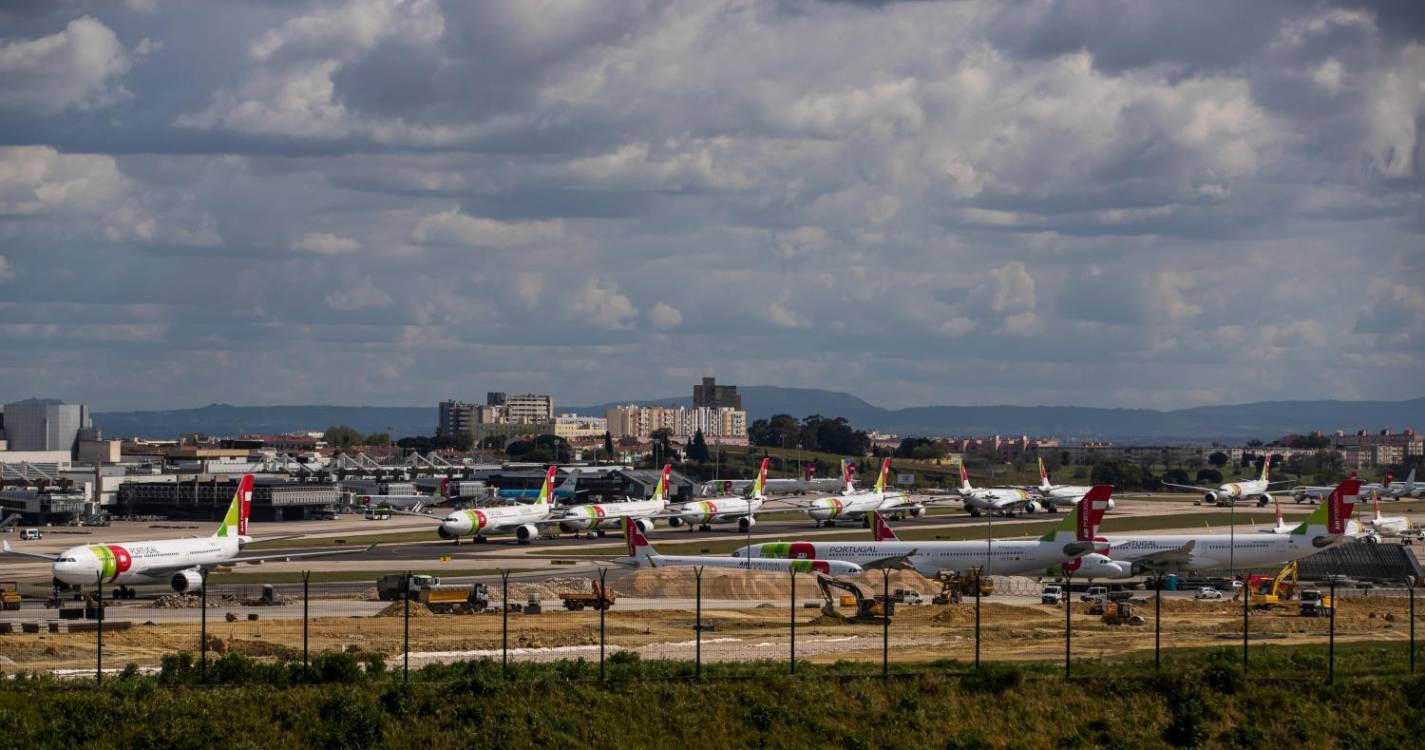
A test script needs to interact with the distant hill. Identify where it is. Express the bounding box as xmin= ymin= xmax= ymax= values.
xmin=87 ymin=391 xmax=1425 ymax=443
